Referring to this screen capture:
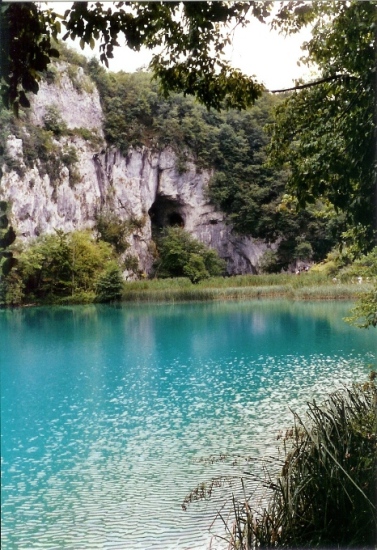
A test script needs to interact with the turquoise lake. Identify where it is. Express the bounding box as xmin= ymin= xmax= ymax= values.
xmin=1 ymin=300 xmax=376 ymax=549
